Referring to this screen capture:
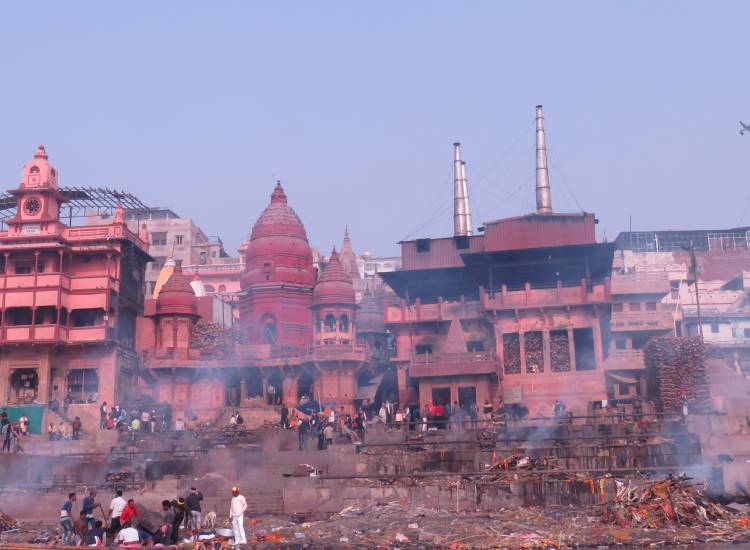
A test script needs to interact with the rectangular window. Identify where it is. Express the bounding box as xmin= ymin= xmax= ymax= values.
xmin=467 ymin=340 xmax=484 ymax=353
xmin=628 ymin=303 xmax=642 ymax=311
xmin=454 ymin=236 xmax=470 ymax=250
xmin=645 ymin=302 xmax=657 ymax=311
xmin=415 ymin=344 xmax=433 ymax=355
xmin=615 ymin=338 xmax=627 ymax=350
xmin=744 ymin=328 xmax=750 ymax=338
xmin=612 ymin=303 xmax=623 ymax=312
xmin=150 ymin=232 xmax=168 ymax=246
xmin=14 ymin=263 xmax=32 ymax=275
xmin=573 ymin=328 xmax=596 ymax=371
xmin=175 ymin=234 xmax=183 ymax=245
xmin=670 ymin=280 xmax=680 ymax=299
xmin=710 ymin=323 xmax=719 ymax=334
xmin=66 ymin=369 xmax=99 ymax=404
xmin=416 ymin=239 xmax=431 ymax=253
